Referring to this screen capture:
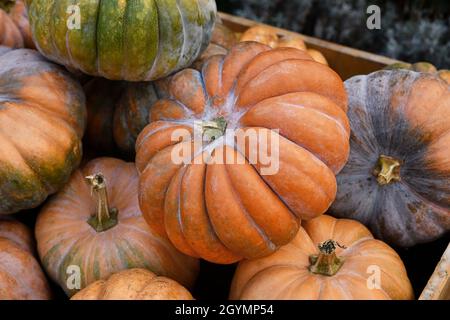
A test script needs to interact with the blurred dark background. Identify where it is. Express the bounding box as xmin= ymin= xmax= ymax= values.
xmin=217 ymin=0 xmax=450 ymax=69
